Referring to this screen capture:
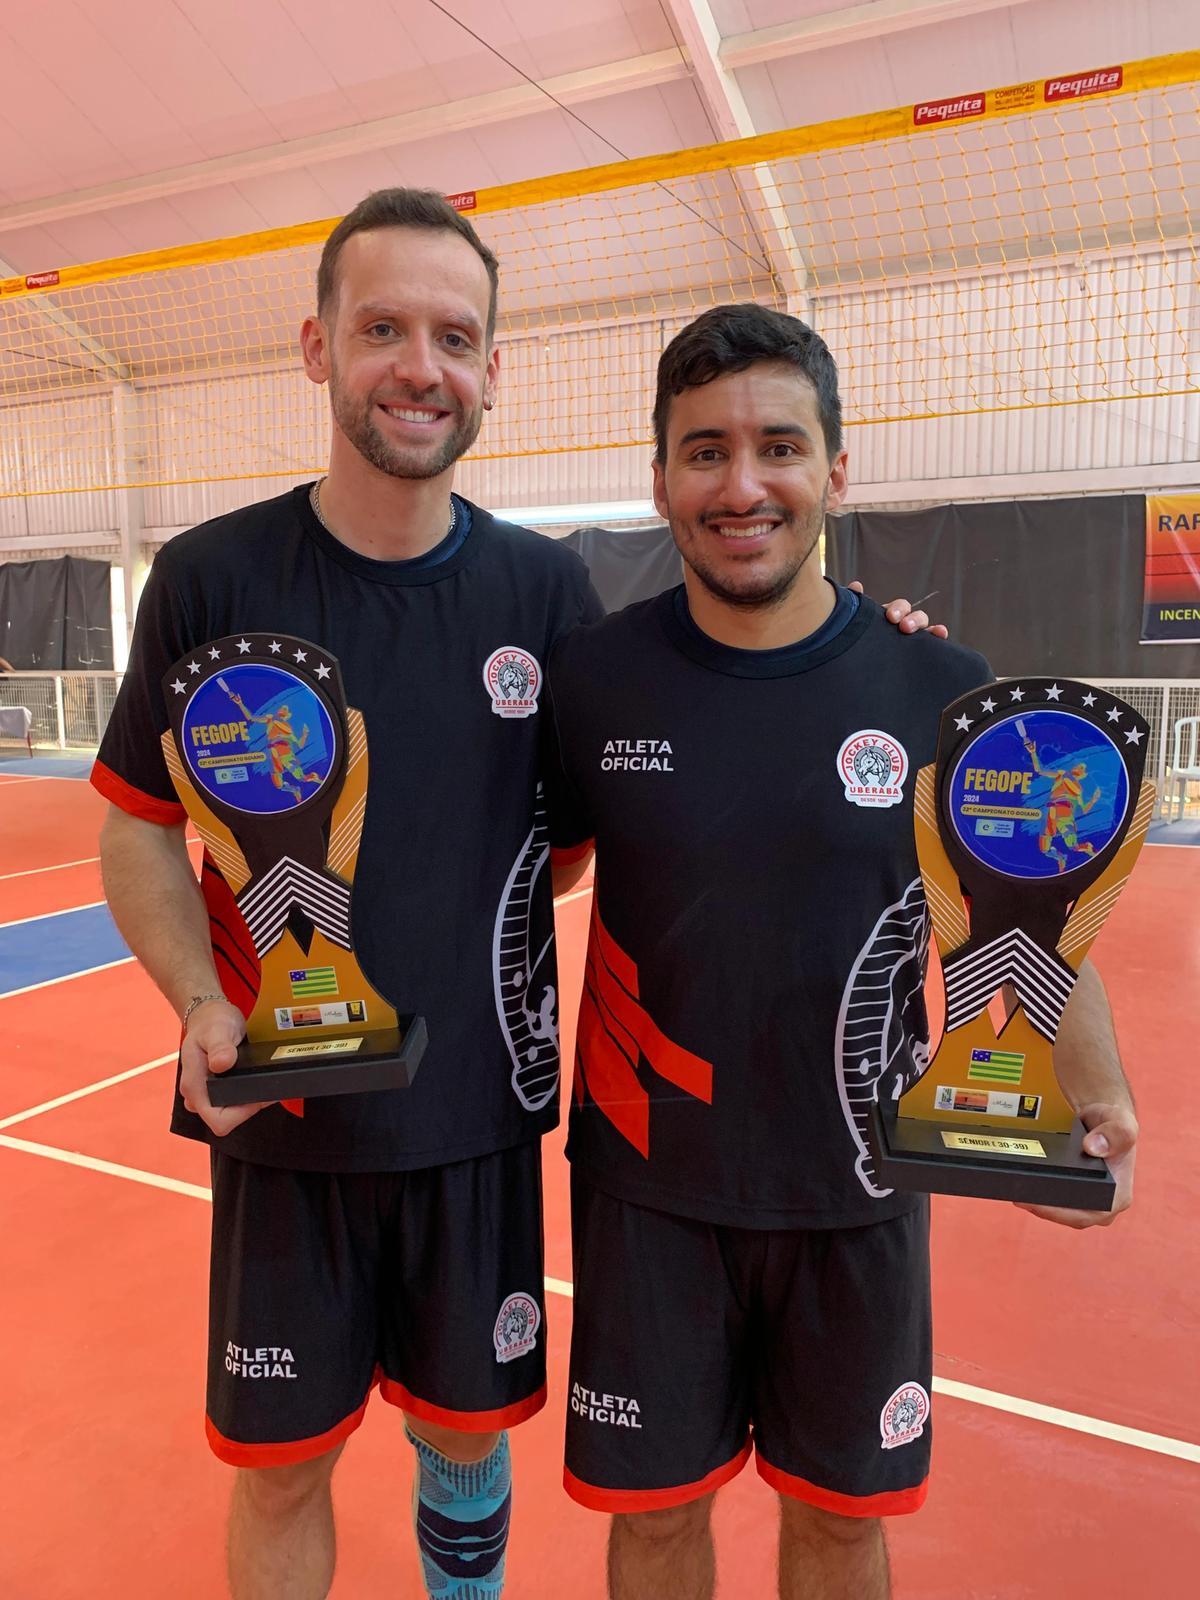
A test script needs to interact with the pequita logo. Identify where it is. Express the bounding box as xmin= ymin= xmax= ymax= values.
xmin=1045 ymin=66 xmax=1122 ymax=102
xmin=913 ymin=92 xmax=985 ymax=126
xmin=25 ymin=270 xmax=61 ymax=290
